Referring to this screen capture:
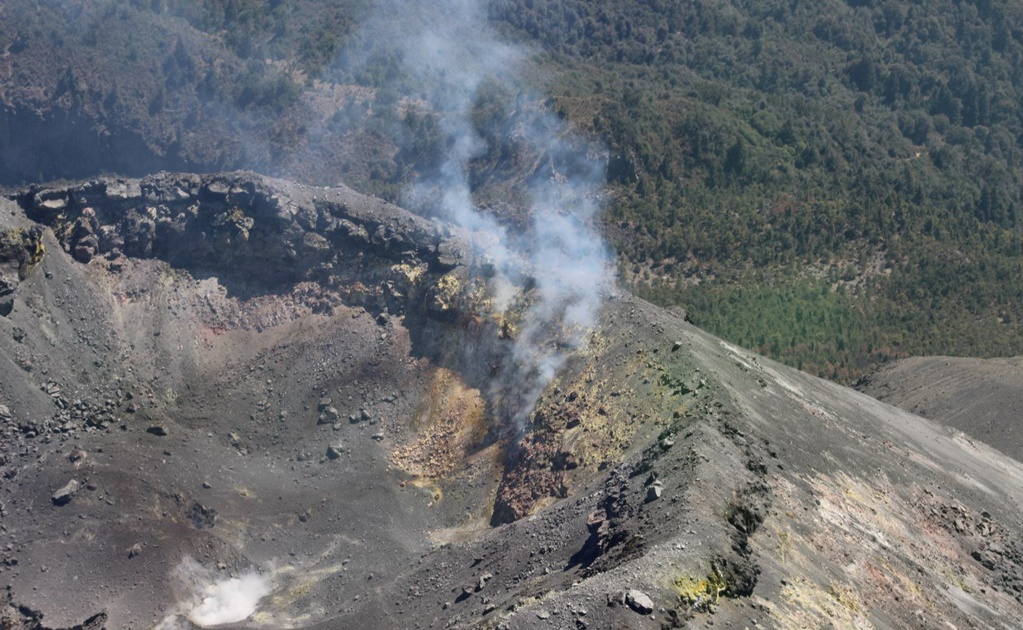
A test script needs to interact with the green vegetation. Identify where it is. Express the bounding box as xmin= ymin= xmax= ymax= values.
xmin=485 ymin=0 xmax=1023 ymax=382
xmin=6 ymin=0 xmax=1023 ymax=381
xmin=134 ymin=0 xmax=370 ymax=73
